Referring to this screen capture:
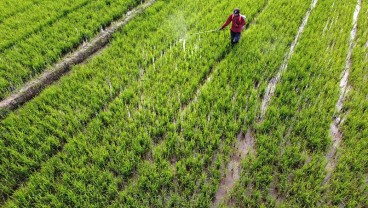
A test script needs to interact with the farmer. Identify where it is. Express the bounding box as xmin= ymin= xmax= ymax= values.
xmin=219 ymin=8 xmax=246 ymax=45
